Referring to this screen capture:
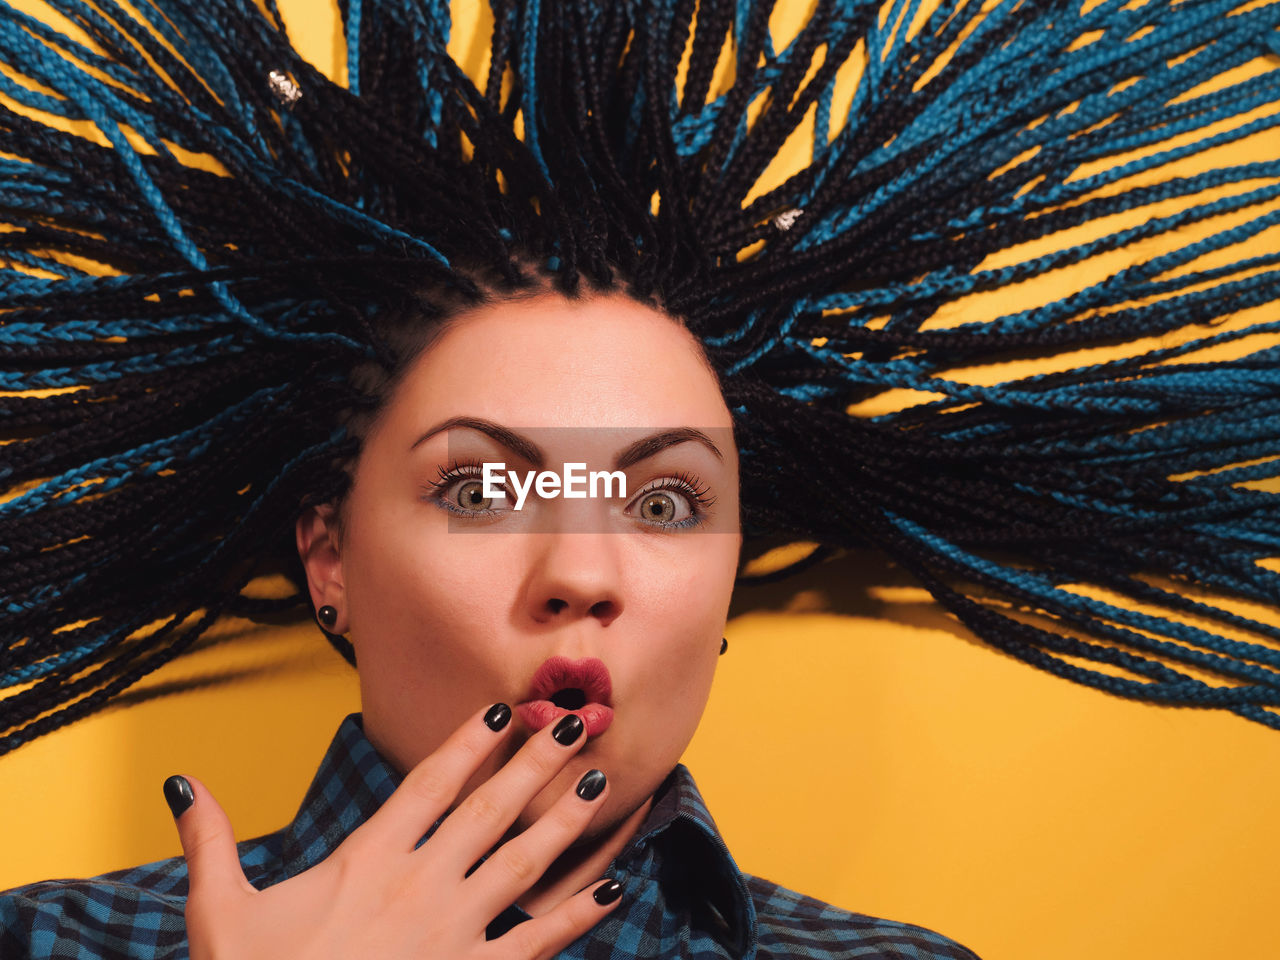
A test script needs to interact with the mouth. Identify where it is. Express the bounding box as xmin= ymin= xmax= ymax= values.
xmin=516 ymin=655 xmax=614 ymax=737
